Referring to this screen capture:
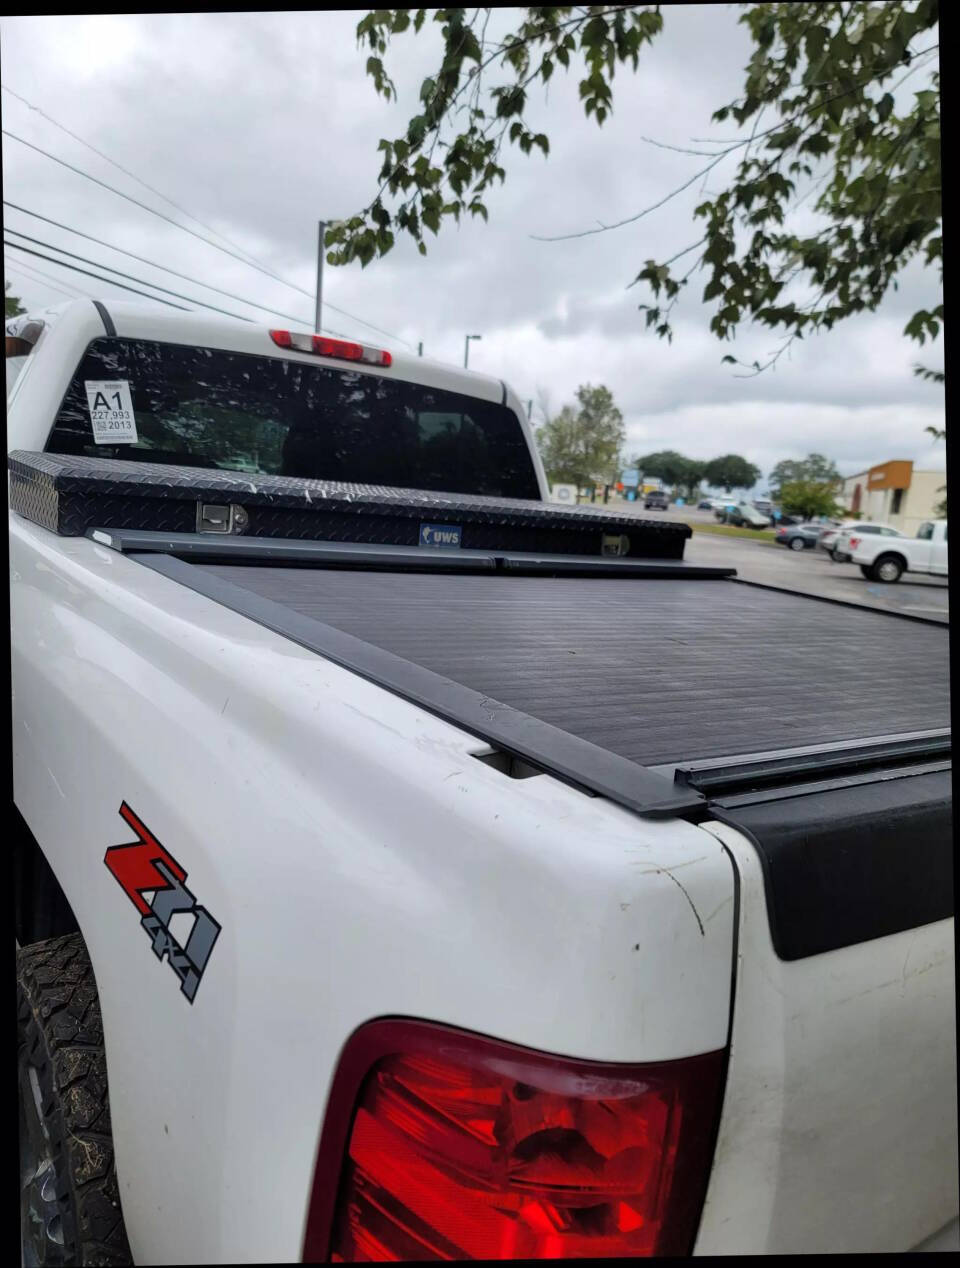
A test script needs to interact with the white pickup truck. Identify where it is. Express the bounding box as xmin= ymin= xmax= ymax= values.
xmin=850 ymin=519 xmax=949 ymax=583
xmin=10 ymin=300 xmax=957 ymax=1265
